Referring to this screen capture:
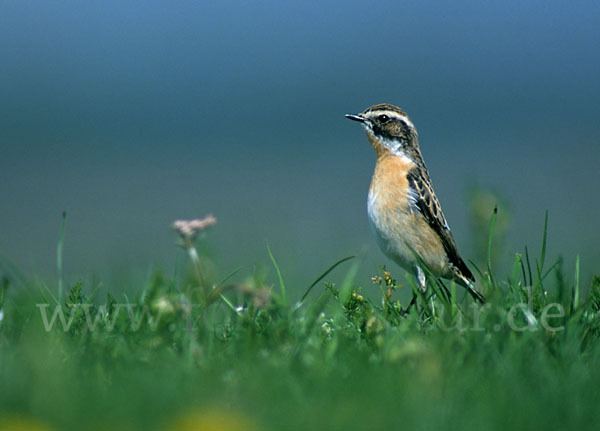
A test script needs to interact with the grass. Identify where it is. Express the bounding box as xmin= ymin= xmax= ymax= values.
xmin=1 ymin=212 xmax=600 ymax=430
